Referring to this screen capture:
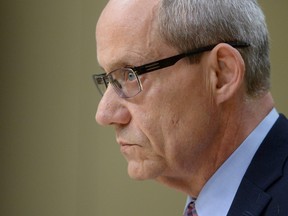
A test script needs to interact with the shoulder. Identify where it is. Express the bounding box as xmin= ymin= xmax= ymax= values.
xmin=228 ymin=114 xmax=288 ymax=216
